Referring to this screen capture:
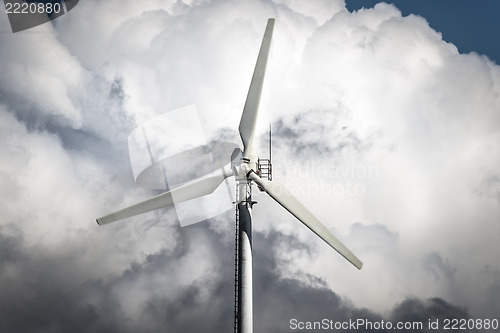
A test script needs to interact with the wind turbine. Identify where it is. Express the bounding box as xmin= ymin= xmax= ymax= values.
xmin=96 ymin=18 xmax=363 ymax=333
